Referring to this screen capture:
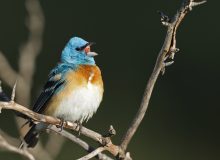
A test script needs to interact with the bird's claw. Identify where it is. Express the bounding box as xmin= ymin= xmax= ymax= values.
xmin=75 ymin=121 xmax=82 ymax=136
xmin=56 ymin=119 xmax=65 ymax=132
